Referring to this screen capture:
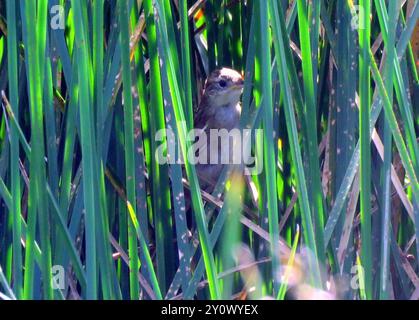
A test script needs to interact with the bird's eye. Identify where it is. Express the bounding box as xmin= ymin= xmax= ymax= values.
xmin=219 ymin=80 xmax=227 ymax=88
